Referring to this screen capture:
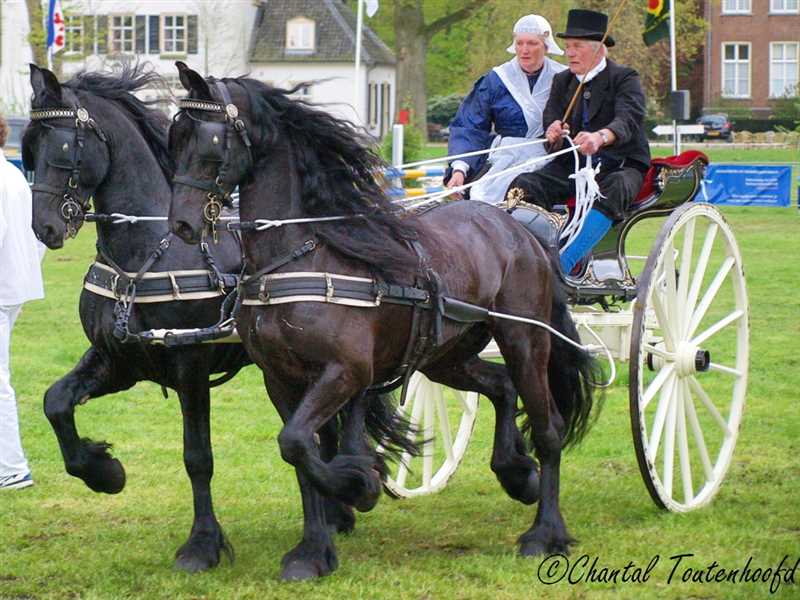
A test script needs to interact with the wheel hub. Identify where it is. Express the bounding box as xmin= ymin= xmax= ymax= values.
xmin=676 ymin=341 xmax=710 ymax=376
